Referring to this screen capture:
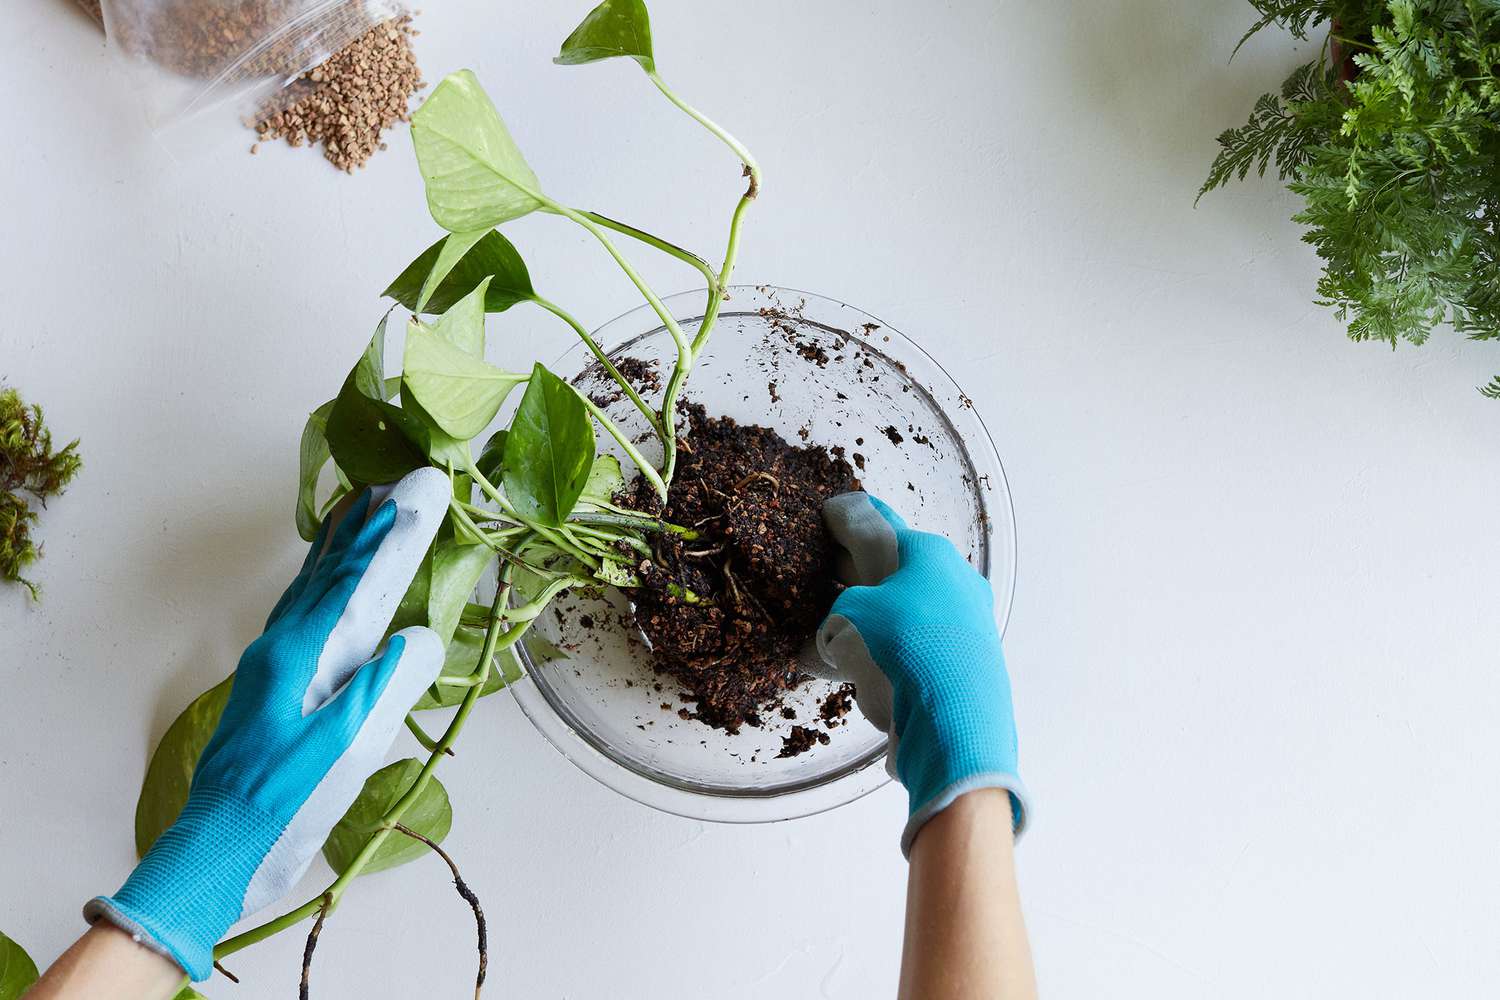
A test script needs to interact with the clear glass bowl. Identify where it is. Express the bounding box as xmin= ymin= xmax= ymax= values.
xmin=509 ymin=286 xmax=1016 ymax=822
